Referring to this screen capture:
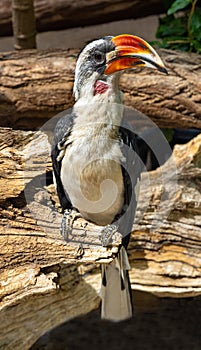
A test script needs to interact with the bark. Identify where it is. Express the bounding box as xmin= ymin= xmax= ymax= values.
xmin=11 ymin=0 xmax=36 ymax=49
xmin=0 ymin=49 xmax=201 ymax=130
xmin=1 ymin=0 xmax=165 ymax=37
xmin=0 ymin=127 xmax=200 ymax=349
